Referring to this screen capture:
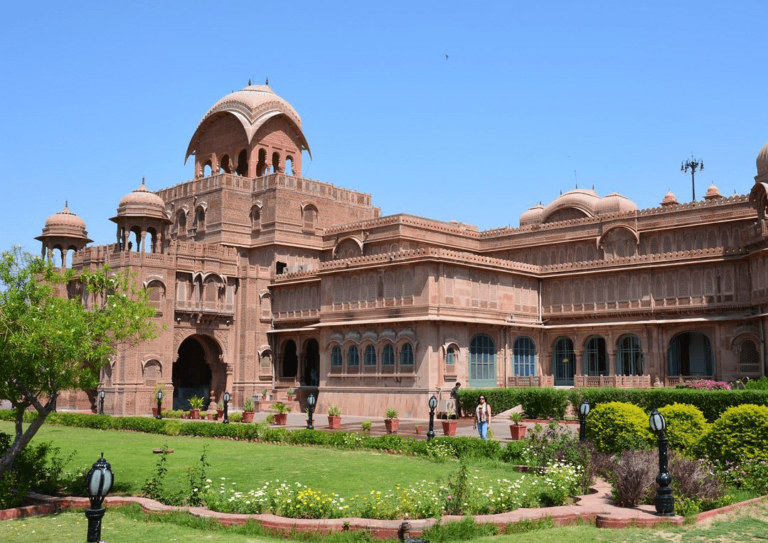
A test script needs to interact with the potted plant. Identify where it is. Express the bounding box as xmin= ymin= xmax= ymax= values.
xmin=242 ymin=397 xmax=255 ymax=423
xmin=415 ymin=424 xmax=423 ymax=435
xmin=263 ymin=388 xmax=271 ymax=401
xmin=442 ymin=409 xmax=458 ymax=436
xmin=286 ymin=387 xmax=294 ymax=402
xmin=328 ymin=404 xmax=342 ymax=429
xmin=152 ymin=383 xmax=166 ymax=417
xmin=188 ymin=395 xmax=204 ymax=419
xmin=272 ymin=402 xmax=290 ymax=425
xmin=384 ymin=408 xmax=399 ymax=434
xmin=509 ymin=411 xmax=527 ymax=439
xmin=361 ymin=421 xmax=372 ymax=433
